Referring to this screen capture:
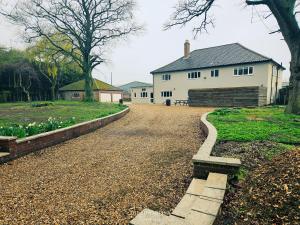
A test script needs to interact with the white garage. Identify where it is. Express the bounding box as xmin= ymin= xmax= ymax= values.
xmin=100 ymin=93 xmax=112 ymax=102
xmin=112 ymin=94 xmax=122 ymax=102
xmin=59 ymin=78 xmax=124 ymax=103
